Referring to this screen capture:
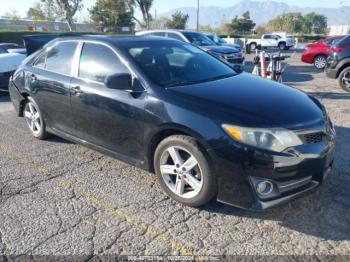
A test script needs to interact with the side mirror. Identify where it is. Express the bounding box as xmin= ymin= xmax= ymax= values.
xmin=105 ymin=73 xmax=132 ymax=90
